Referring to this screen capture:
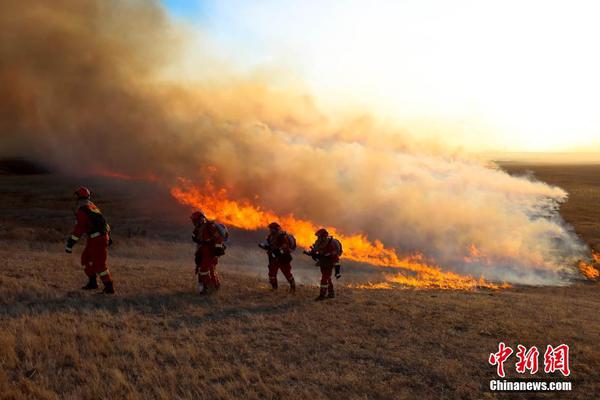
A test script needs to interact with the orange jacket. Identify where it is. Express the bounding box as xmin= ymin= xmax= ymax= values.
xmin=311 ymin=236 xmax=341 ymax=264
xmin=193 ymin=221 xmax=224 ymax=247
xmin=66 ymin=200 xmax=108 ymax=252
xmin=267 ymin=232 xmax=292 ymax=254
xmin=71 ymin=201 xmax=107 ymax=239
